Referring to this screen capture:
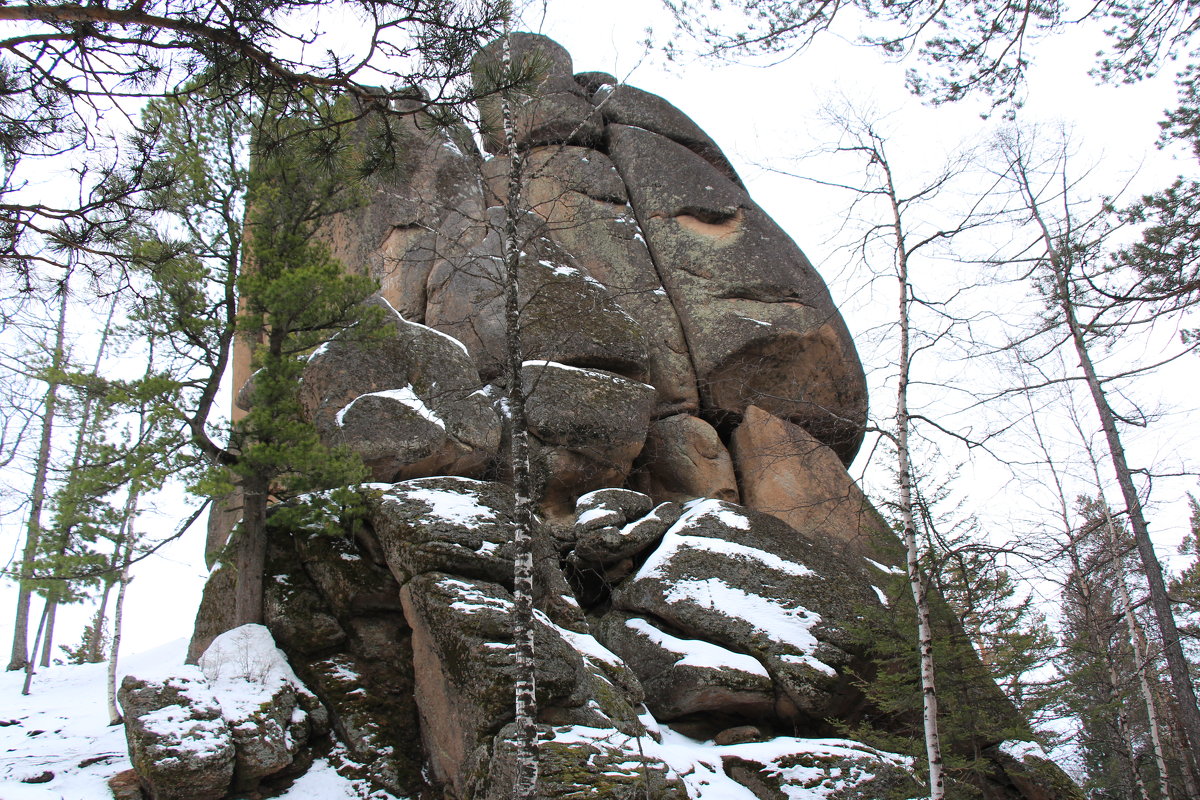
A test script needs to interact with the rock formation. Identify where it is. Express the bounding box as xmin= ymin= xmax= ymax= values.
xmin=120 ymin=33 xmax=1080 ymax=800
